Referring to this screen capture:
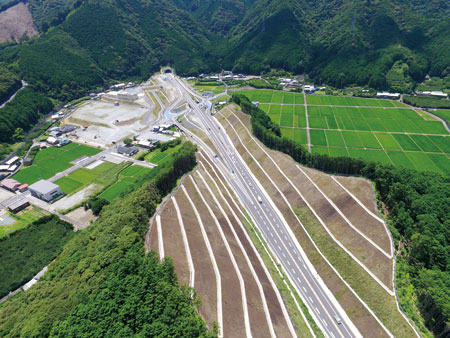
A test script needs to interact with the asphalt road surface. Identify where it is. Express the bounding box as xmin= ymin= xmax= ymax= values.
xmin=170 ymin=74 xmax=361 ymax=338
